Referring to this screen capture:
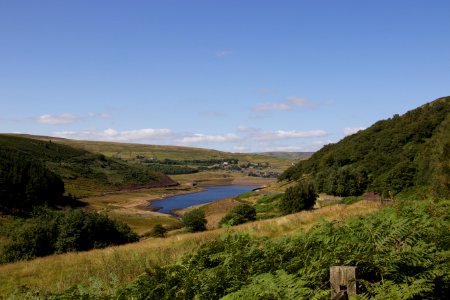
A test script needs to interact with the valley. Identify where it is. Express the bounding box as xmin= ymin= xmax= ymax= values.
xmin=0 ymin=97 xmax=449 ymax=299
